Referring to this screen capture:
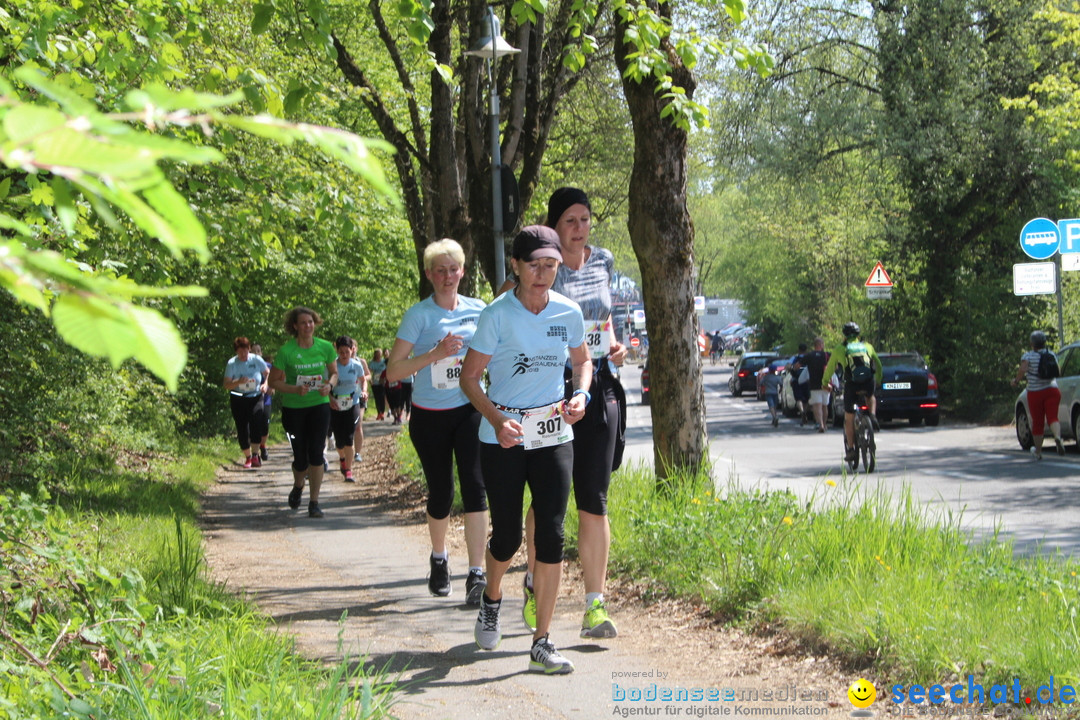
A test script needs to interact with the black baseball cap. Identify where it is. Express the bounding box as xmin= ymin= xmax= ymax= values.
xmin=512 ymin=225 xmax=563 ymax=262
